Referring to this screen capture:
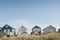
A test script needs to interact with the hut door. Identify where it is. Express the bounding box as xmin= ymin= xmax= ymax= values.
xmin=7 ymin=29 xmax=10 ymax=35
